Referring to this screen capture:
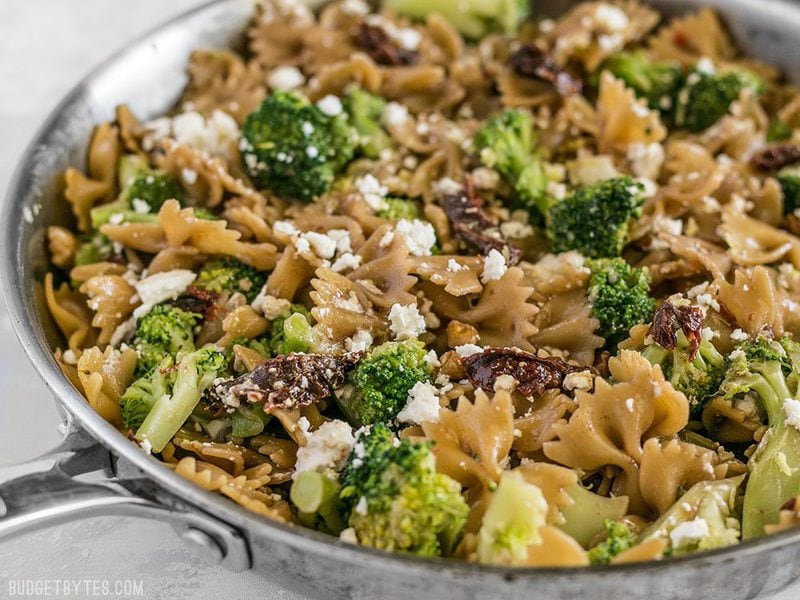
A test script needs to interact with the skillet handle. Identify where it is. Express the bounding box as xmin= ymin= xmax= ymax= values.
xmin=0 ymin=420 xmax=251 ymax=572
